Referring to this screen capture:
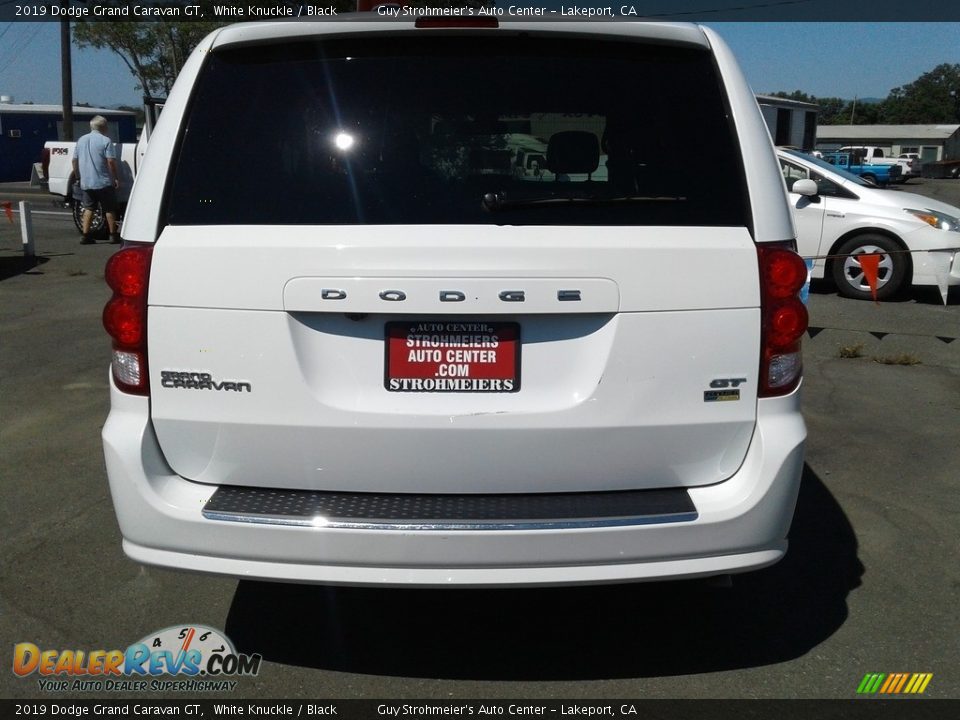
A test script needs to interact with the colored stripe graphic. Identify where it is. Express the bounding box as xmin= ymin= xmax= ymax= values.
xmin=857 ymin=673 xmax=932 ymax=694
xmin=857 ymin=673 xmax=886 ymax=694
